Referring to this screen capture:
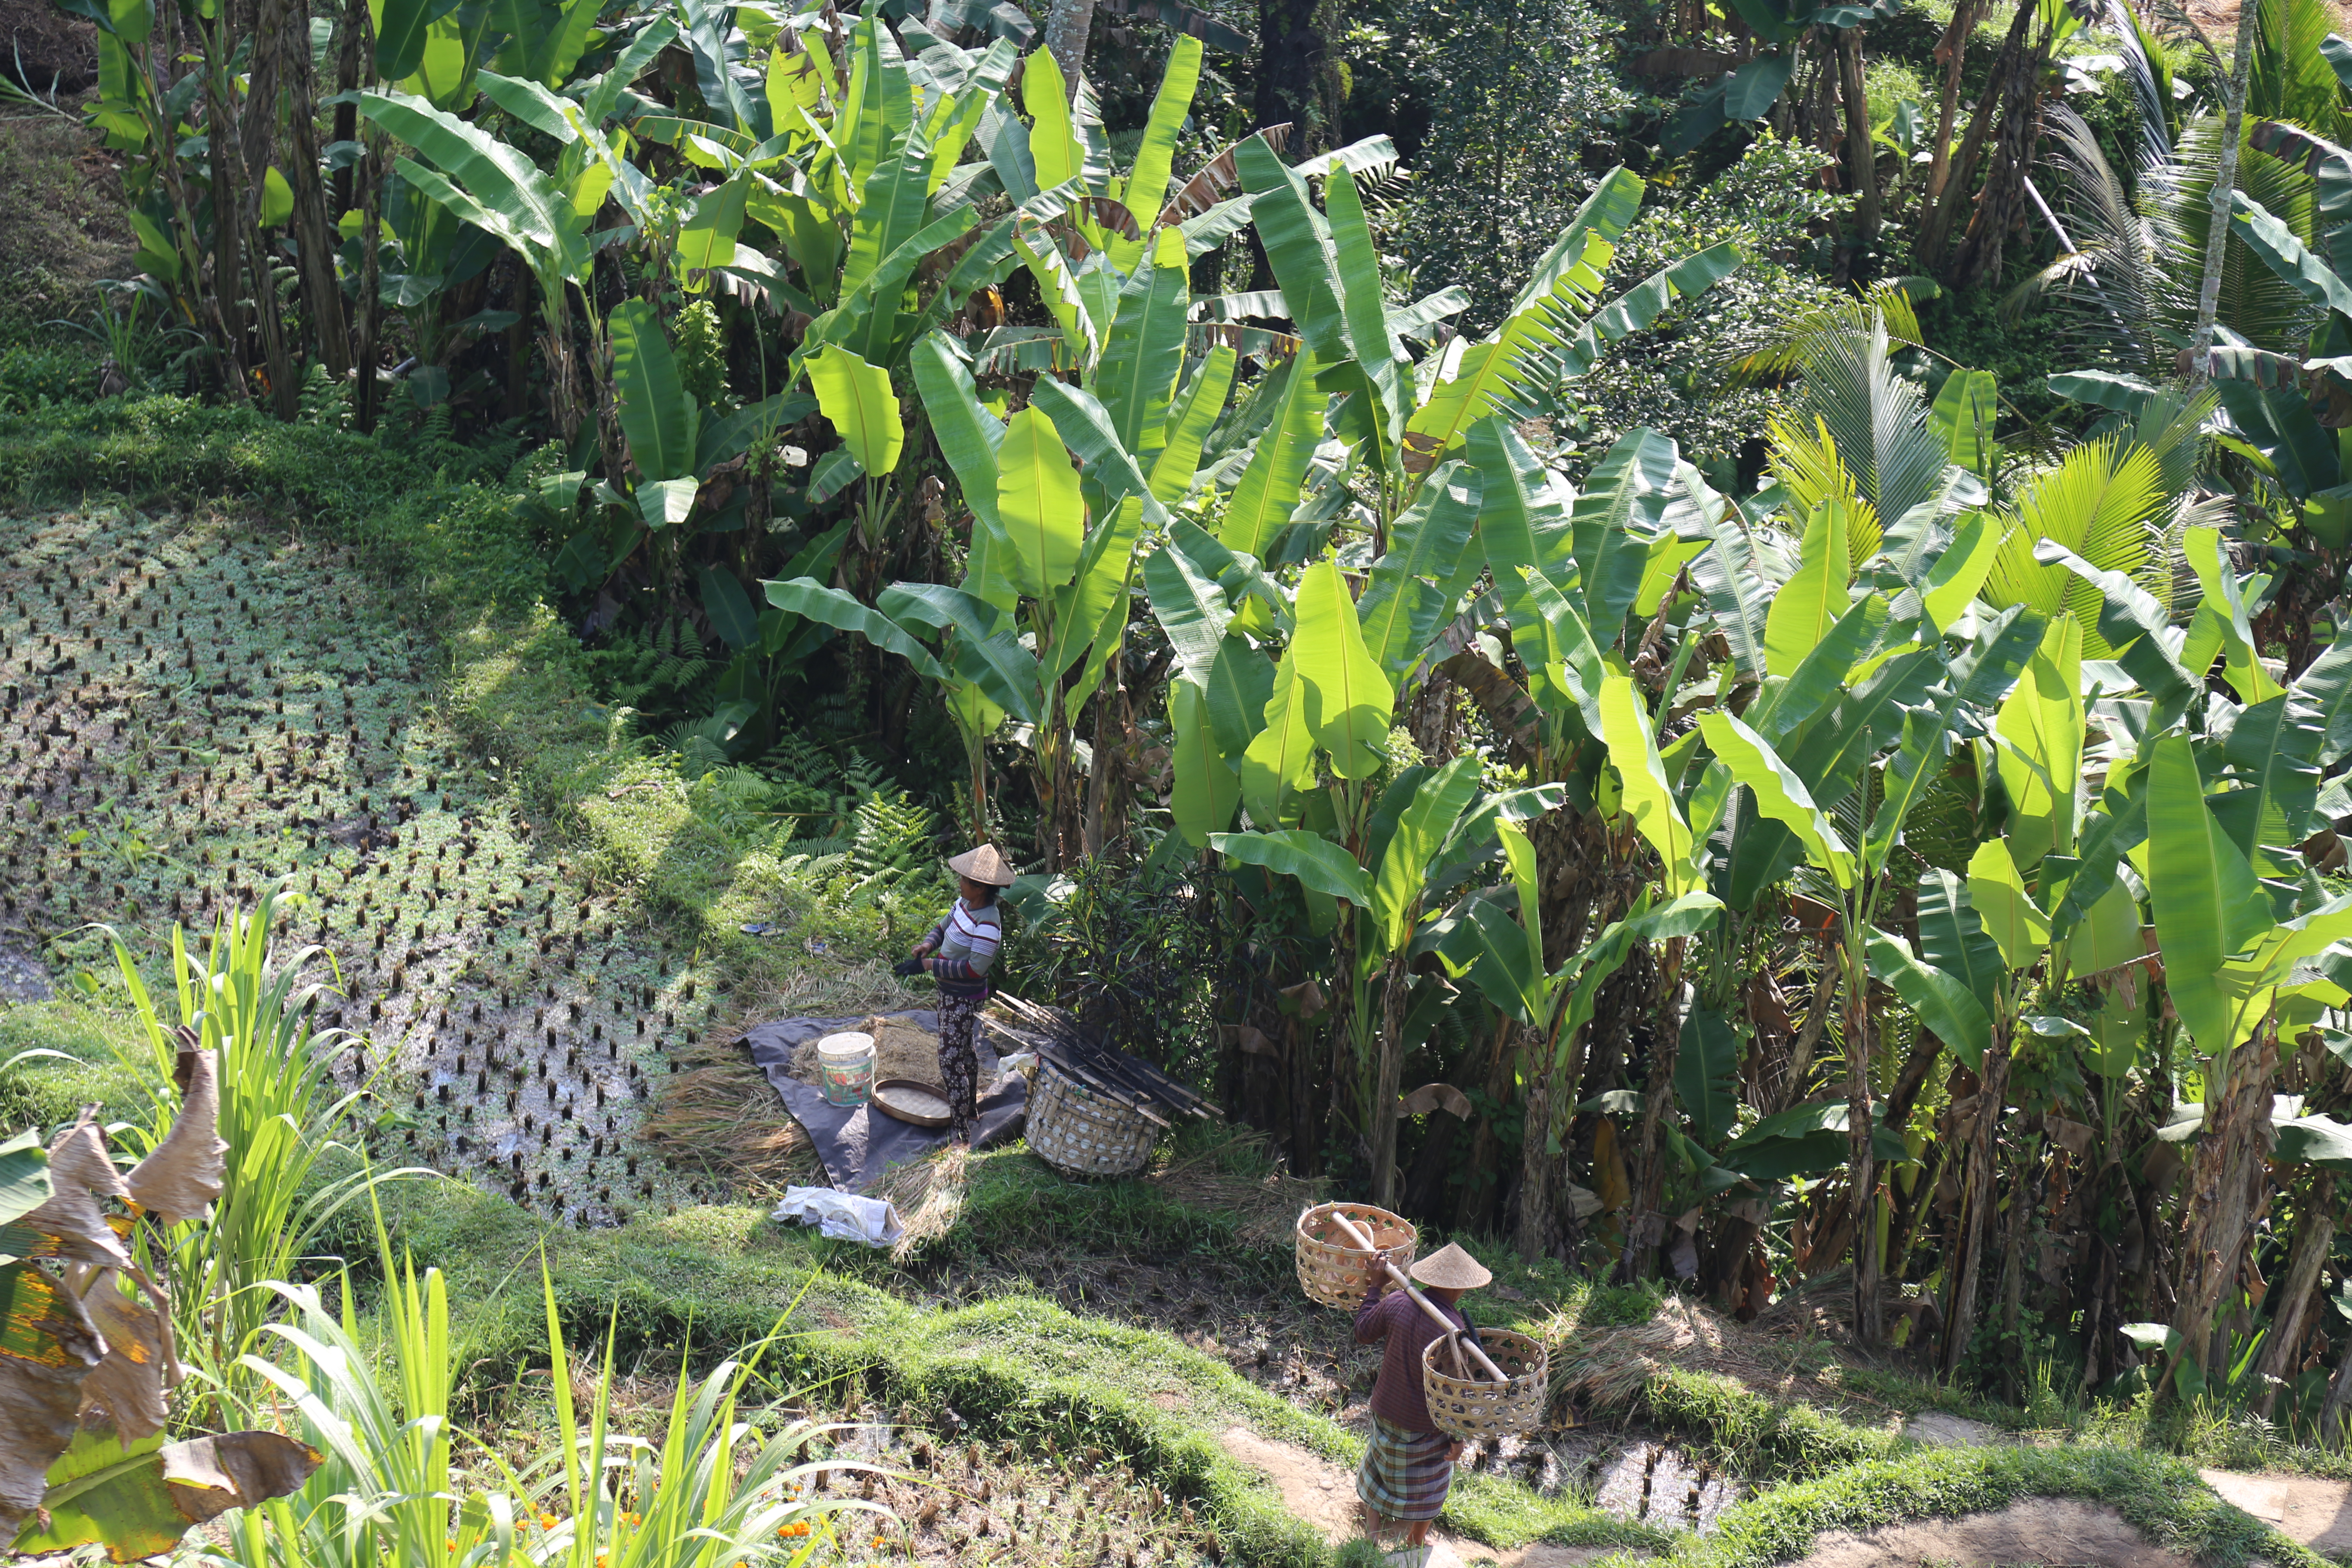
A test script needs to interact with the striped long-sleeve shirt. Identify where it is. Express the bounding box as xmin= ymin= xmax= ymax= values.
xmin=921 ymin=896 xmax=1002 ymax=995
